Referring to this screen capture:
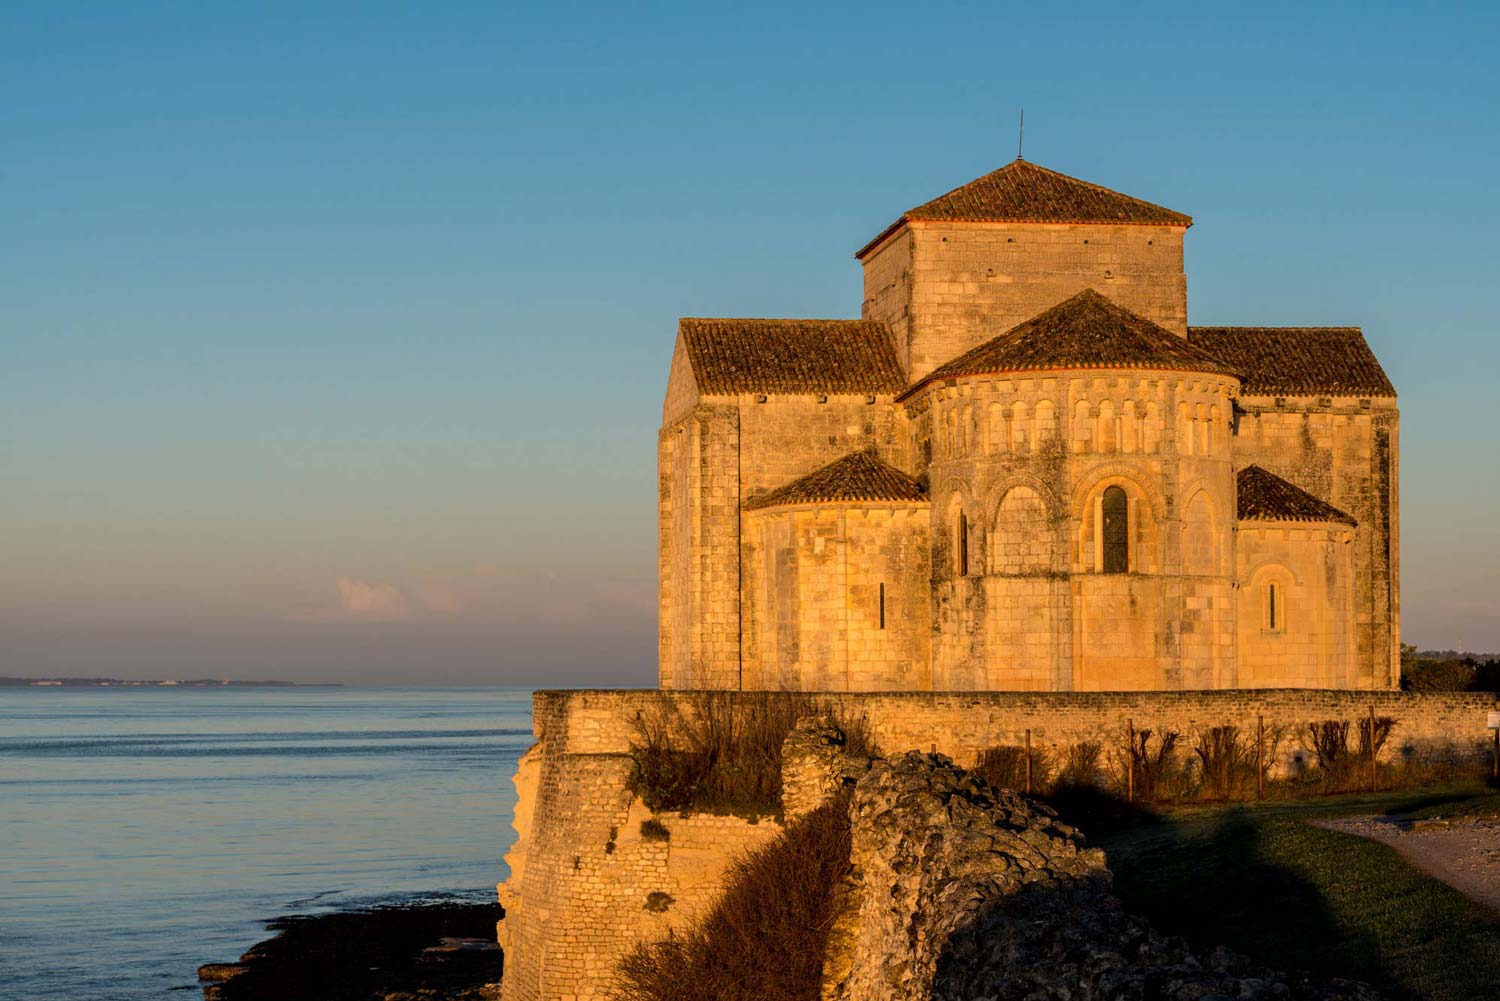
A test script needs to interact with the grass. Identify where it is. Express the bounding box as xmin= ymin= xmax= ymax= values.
xmin=1093 ymin=784 xmax=1500 ymax=1001
xmin=1406 ymin=790 xmax=1500 ymax=822
xmin=612 ymin=800 xmax=851 ymax=1001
